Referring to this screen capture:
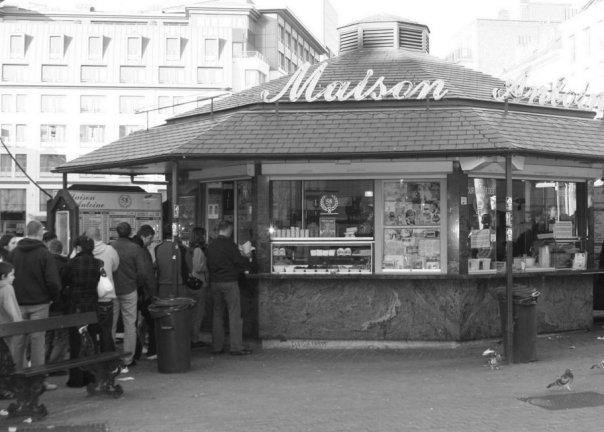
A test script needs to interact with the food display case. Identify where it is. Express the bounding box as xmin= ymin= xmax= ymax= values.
xmin=271 ymin=239 xmax=373 ymax=274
